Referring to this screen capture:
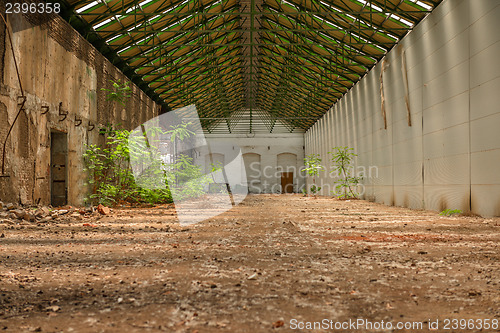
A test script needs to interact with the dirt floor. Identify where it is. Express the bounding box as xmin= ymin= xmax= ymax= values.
xmin=0 ymin=194 xmax=499 ymax=332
